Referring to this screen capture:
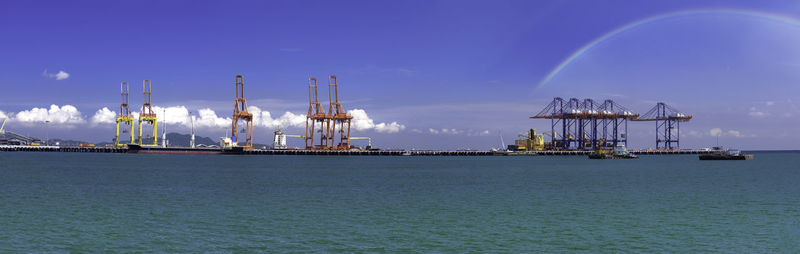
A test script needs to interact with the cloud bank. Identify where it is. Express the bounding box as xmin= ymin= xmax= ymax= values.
xmin=85 ymin=106 xmax=404 ymax=133
xmin=91 ymin=107 xmax=116 ymax=124
xmin=709 ymin=127 xmax=747 ymax=138
xmin=349 ymin=109 xmax=405 ymax=133
xmin=14 ymin=105 xmax=85 ymax=124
